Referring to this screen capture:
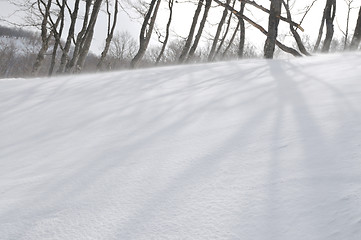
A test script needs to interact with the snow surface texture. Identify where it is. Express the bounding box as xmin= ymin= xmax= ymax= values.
xmin=1 ymin=53 xmax=361 ymax=240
